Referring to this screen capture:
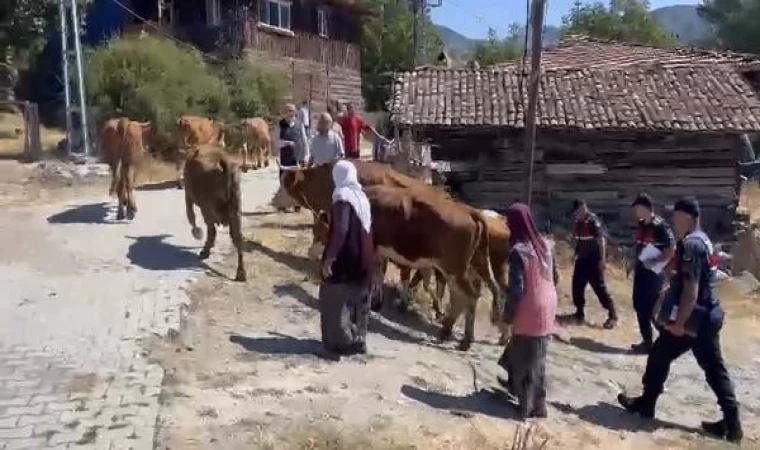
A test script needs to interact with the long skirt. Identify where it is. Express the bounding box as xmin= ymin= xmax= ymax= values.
xmin=498 ymin=335 xmax=549 ymax=418
xmin=318 ymin=282 xmax=370 ymax=353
